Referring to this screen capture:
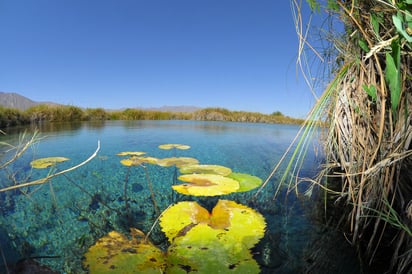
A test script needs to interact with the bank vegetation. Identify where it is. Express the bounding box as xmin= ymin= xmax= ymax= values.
xmin=0 ymin=105 xmax=303 ymax=128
